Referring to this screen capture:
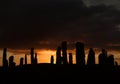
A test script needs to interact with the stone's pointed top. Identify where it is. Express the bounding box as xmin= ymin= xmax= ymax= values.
xmin=76 ymin=42 xmax=84 ymax=47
